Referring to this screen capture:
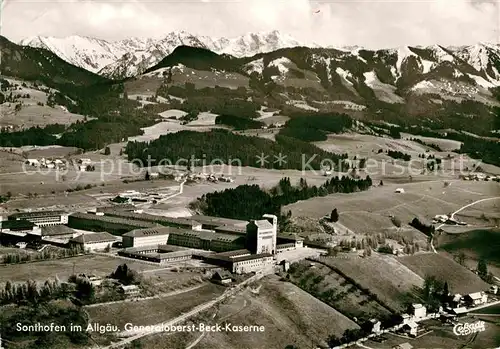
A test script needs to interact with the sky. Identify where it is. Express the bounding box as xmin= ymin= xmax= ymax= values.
xmin=1 ymin=0 xmax=499 ymax=48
